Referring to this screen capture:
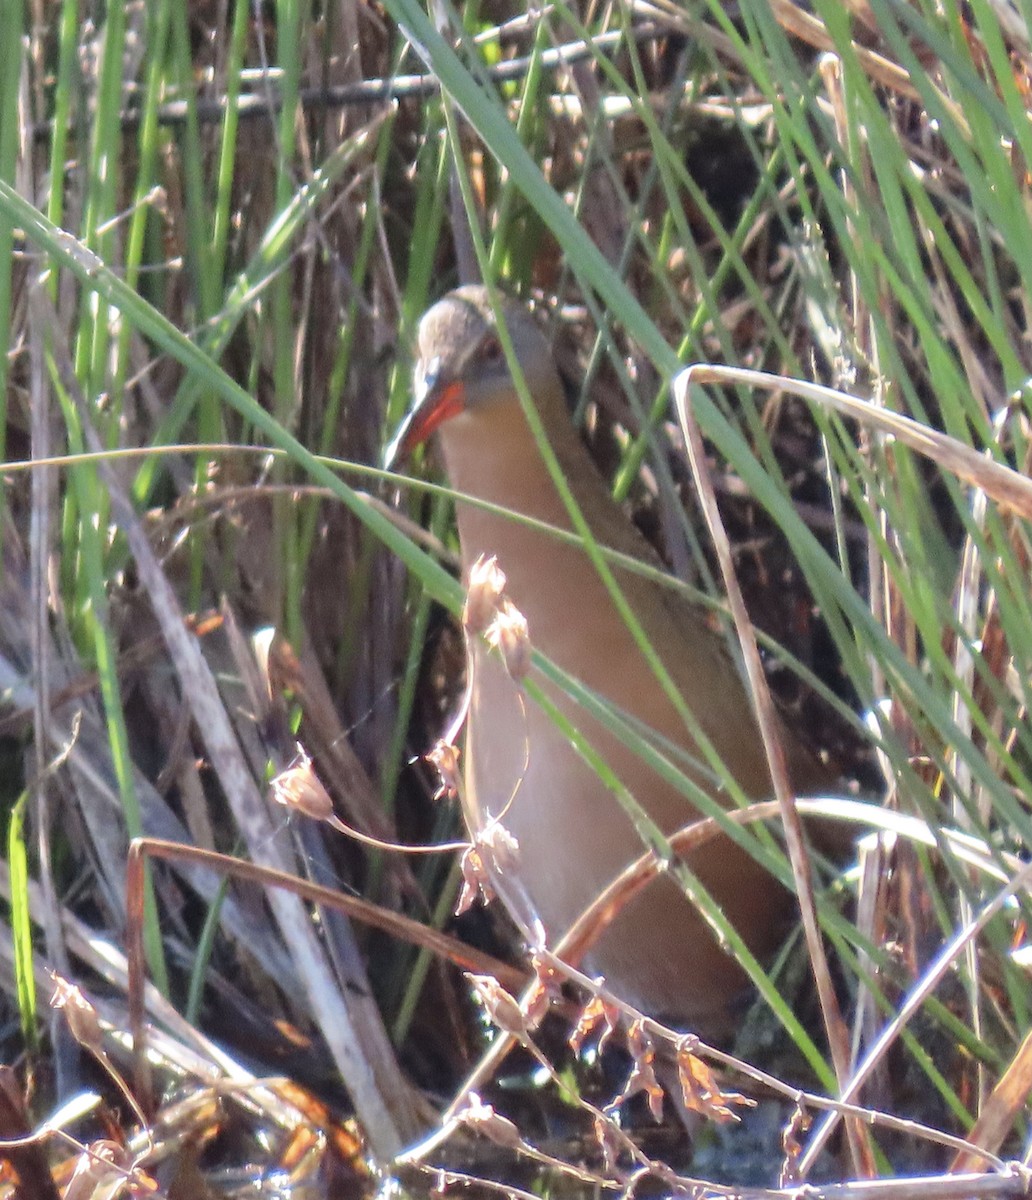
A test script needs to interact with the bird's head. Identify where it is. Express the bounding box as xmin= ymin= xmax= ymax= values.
xmin=385 ymin=285 xmax=556 ymax=467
